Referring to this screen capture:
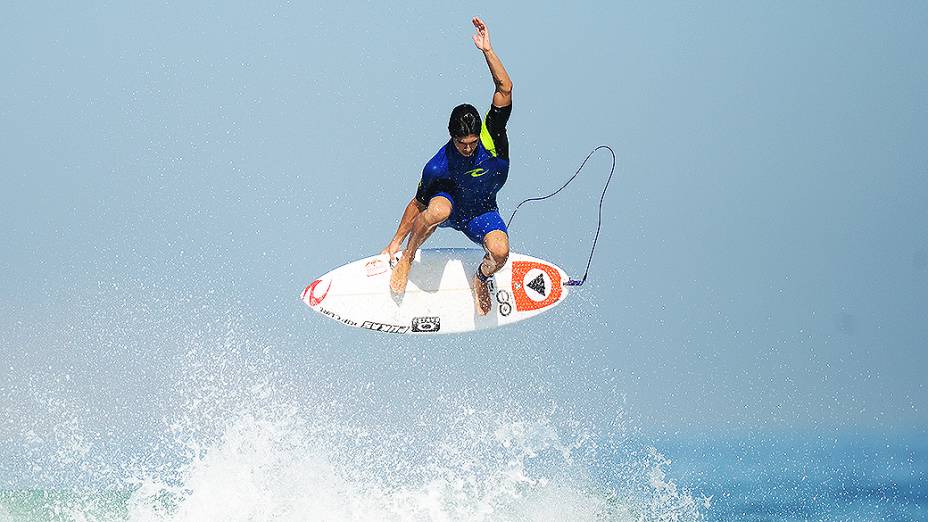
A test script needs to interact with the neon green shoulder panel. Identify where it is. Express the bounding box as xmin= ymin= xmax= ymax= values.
xmin=480 ymin=111 xmax=497 ymax=157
